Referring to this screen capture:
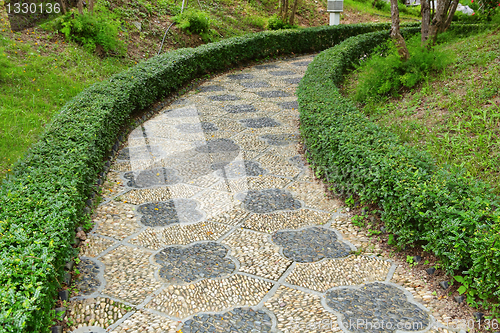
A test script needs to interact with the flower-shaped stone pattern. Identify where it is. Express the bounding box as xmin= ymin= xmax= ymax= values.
xmin=272 ymin=227 xmax=350 ymax=263
xmin=325 ymin=282 xmax=431 ymax=333
xmin=154 ymin=242 xmax=236 ymax=283
xmin=138 ymin=199 xmax=204 ymax=227
xmin=242 ymin=188 xmax=301 ymax=214
xmin=75 ymin=259 xmax=101 ymax=295
xmin=123 ymin=168 xmax=181 ymax=188
xmin=212 ymin=160 xmax=266 ymax=178
xmin=180 ymin=308 xmax=273 ymax=333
